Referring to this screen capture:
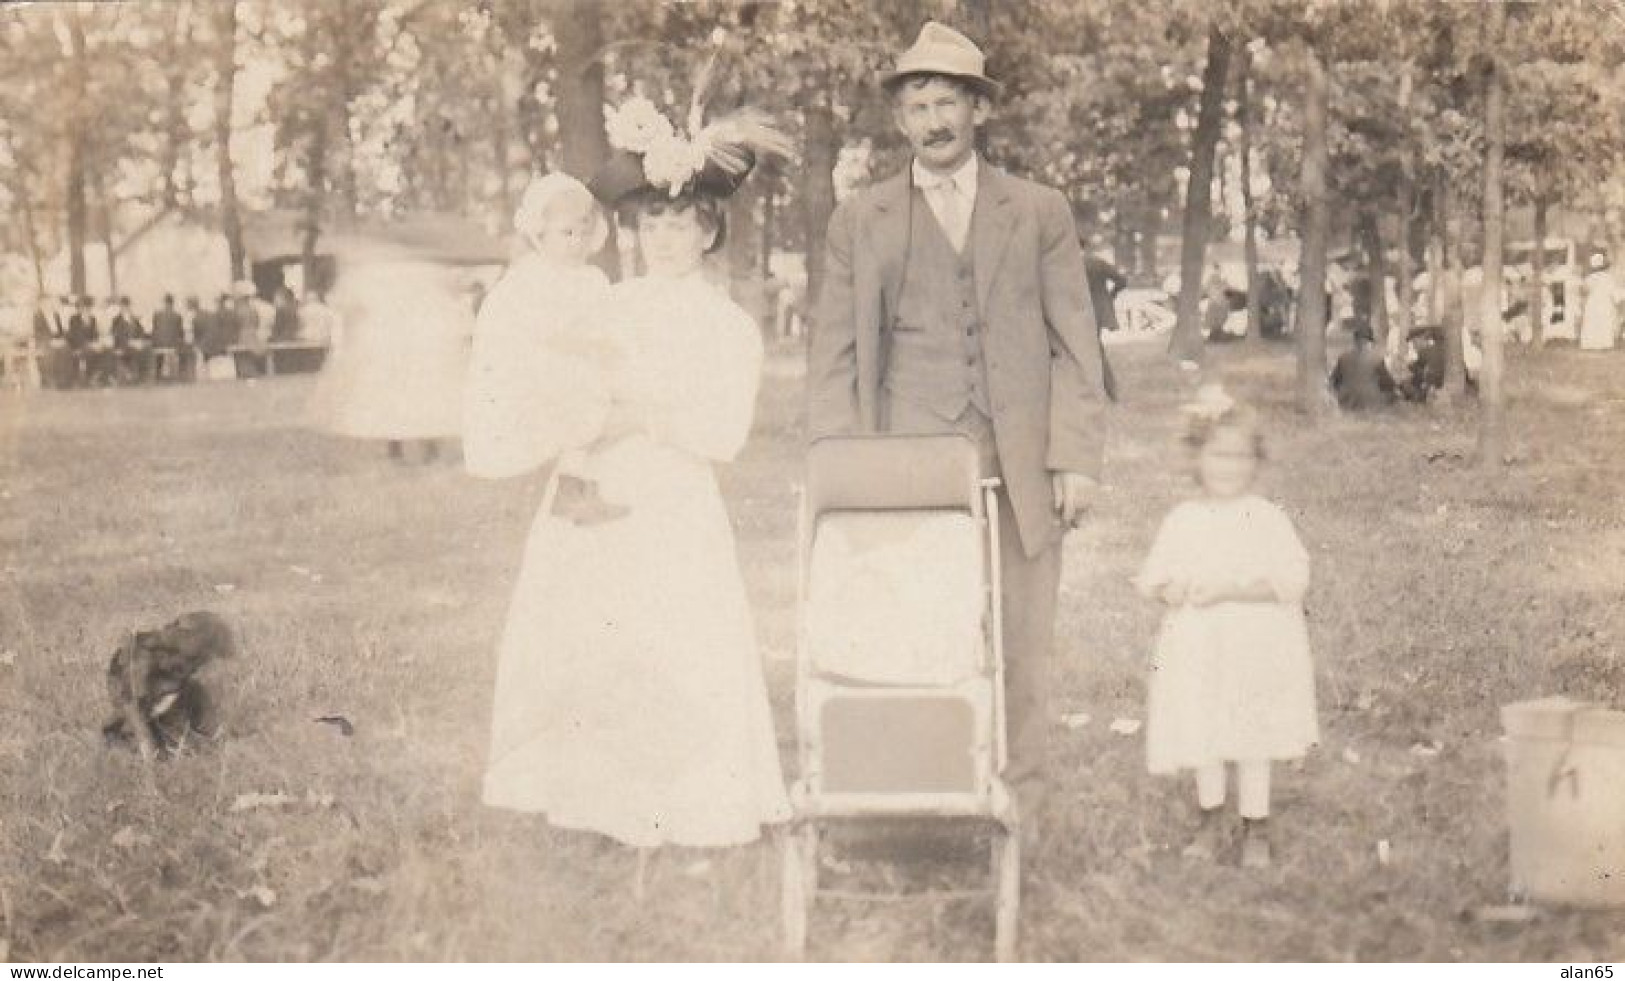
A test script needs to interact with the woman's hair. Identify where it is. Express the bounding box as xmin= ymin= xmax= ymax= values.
xmin=1180 ymin=384 xmax=1266 ymax=459
xmin=616 ymin=189 xmax=727 ymax=254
